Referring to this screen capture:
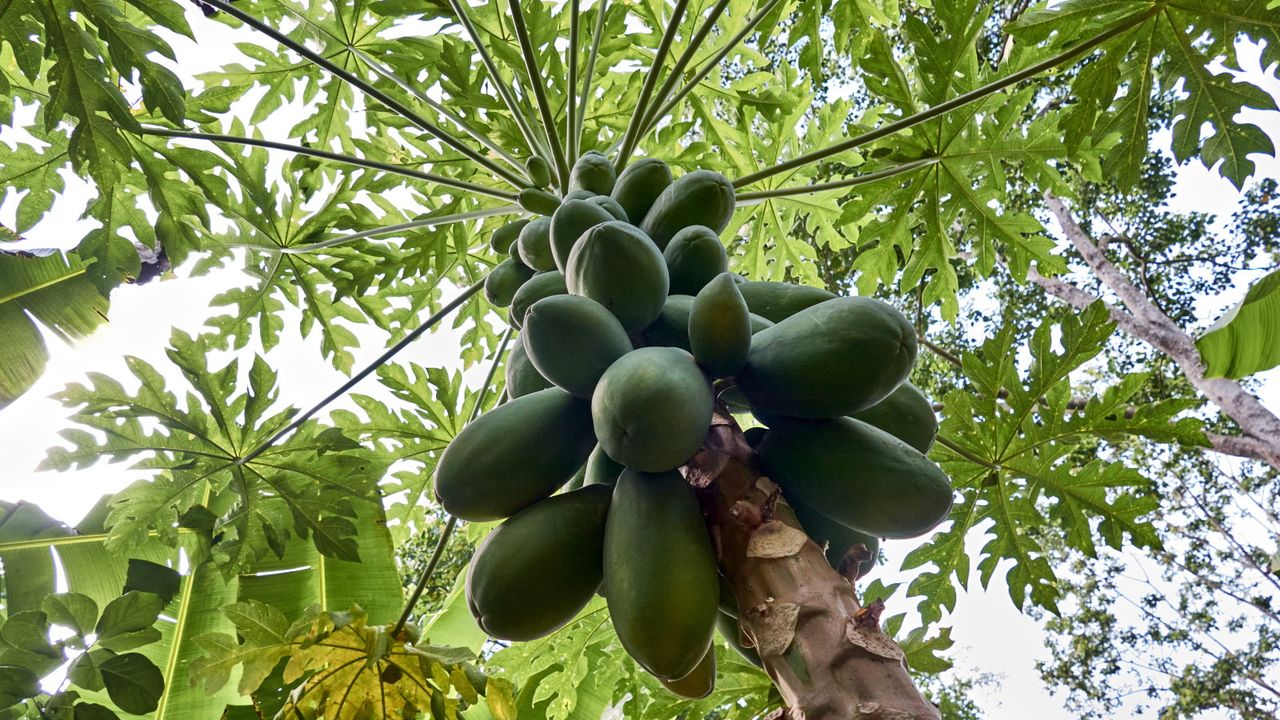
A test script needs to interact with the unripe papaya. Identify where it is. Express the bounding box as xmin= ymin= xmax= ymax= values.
xmin=490 ymin=219 xmax=530 ymax=253
xmin=717 ymin=575 xmax=739 ymax=617
xmin=550 ymin=199 xmax=614 ymax=272
xmin=564 ymin=463 xmax=587 ymax=491
xmin=568 ymin=151 xmax=616 ymax=195
xmin=592 ymin=347 xmax=713 ymax=472
xmin=641 ymin=294 xmax=694 ymax=351
xmin=484 ymin=258 xmax=534 ymax=308
xmin=510 ymin=270 xmax=567 ymax=329
xmin=742 ymin=425 xmax=766 ymax=448
xmin=505 ymin=340 xmax=553 ymax=399
xmin=466 ymin=484 xmax=610 ymax=640
xmin=737 ymin=297 xmax=917 ymax=418
xmin=749 ymin=313 xmax=774 ymax=333
xmin=664 ymin=225 xmax=728 ymax=296
xmin=518 ymin=187 xmax=561 ymax=216
xmin=584 ymin=444 xmax=623 ymax=486
xmin=610 ymin=158 xmax=672 ymax=225
xmin=525 ymin=156 xmax=552 ymax=188
xmin=689 ymin=273 xmax=751 ymax=378
xmin=566 ymin=221 xmax=669 ymax=333
xmin=786 ymin=497 xmax=879 ymax=579
xmin=517 ymin=217 xmax=556 ymax=272
xmin=851 ymin=382 xmax=937 ymax=454
xmin=737 ymin=281 xmax=835 ymax=323
xmin=605 ymin=469 xmax=718 ymax=679
xmin=435 ymin=387 xmax=596 ymax=520
xmin=756 ymin=416 xmax=953 ymax=538
xmin=589 ymin=195 xmax=628 ymax=222
xmin=640 ymin=170 xmax=735 ymax=250
xmin=522 ymin=295 xmax=633 ymax=399
xmin=659 ymin=647 xmax=715 ymax=698
xmin=716 ymin=612 xmax=762 ymax=668
xmin=564 ymin=189 xmax=597 ymax=201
